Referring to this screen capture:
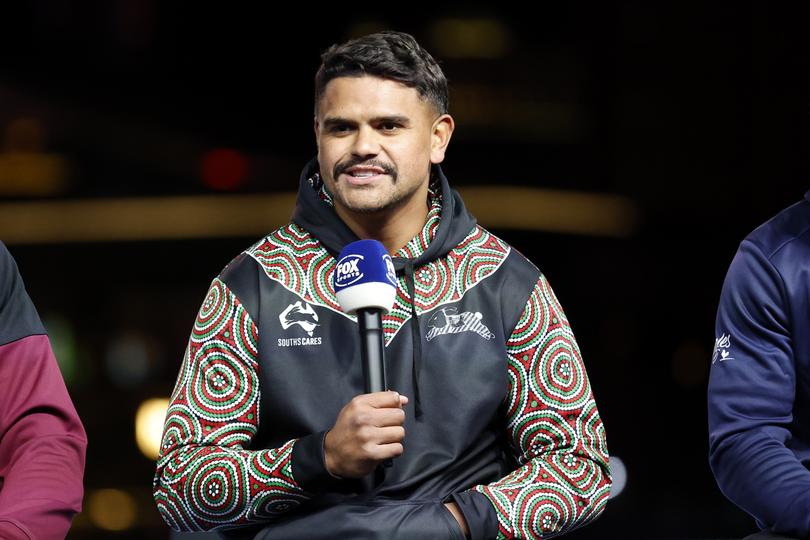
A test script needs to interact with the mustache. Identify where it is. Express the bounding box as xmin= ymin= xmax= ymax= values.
xmin=335 ymin=159 xmax=397 ymax=179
